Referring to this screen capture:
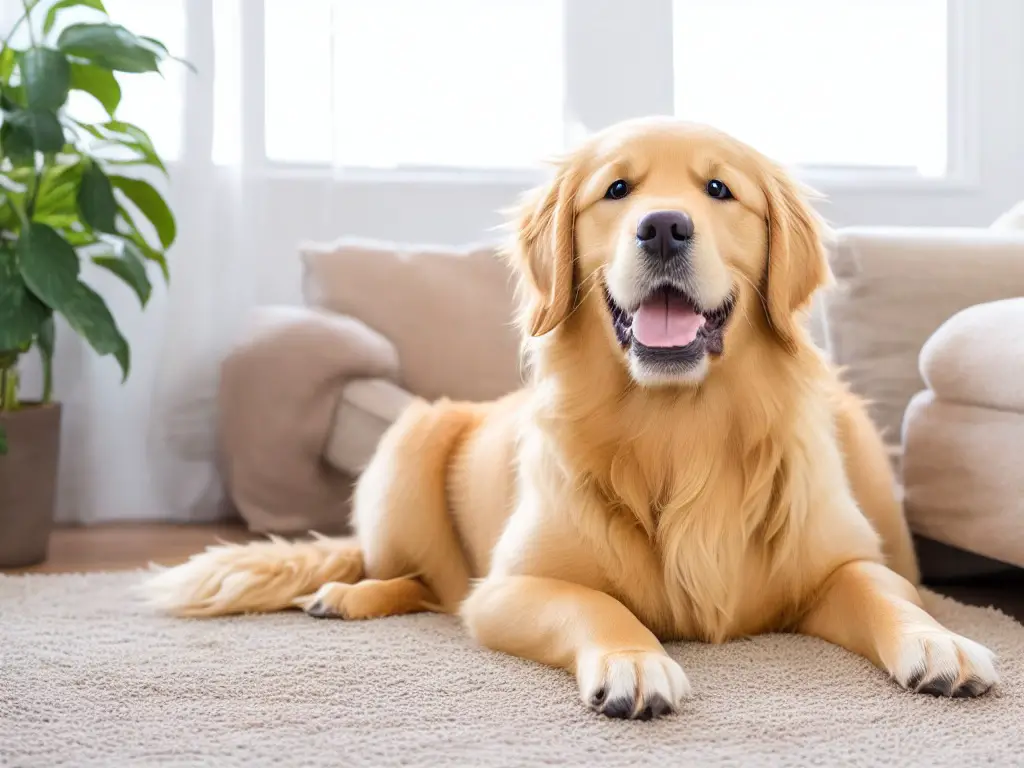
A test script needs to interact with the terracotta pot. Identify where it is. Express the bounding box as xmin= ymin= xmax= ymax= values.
xmin=0 ymin=402 xmax=62 ymax=568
